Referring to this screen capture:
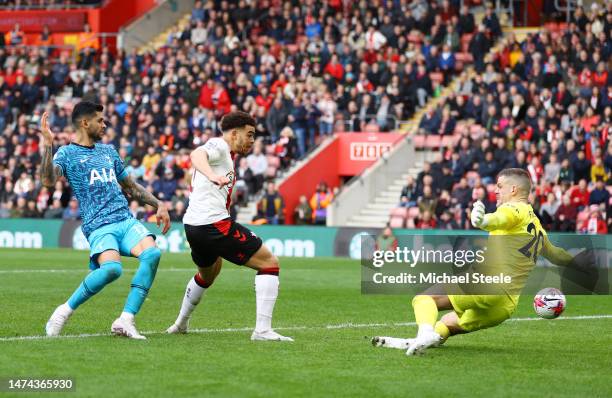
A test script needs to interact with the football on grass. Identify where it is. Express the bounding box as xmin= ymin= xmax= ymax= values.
xmin=533 ymin=288 xmax=566 ymax=319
